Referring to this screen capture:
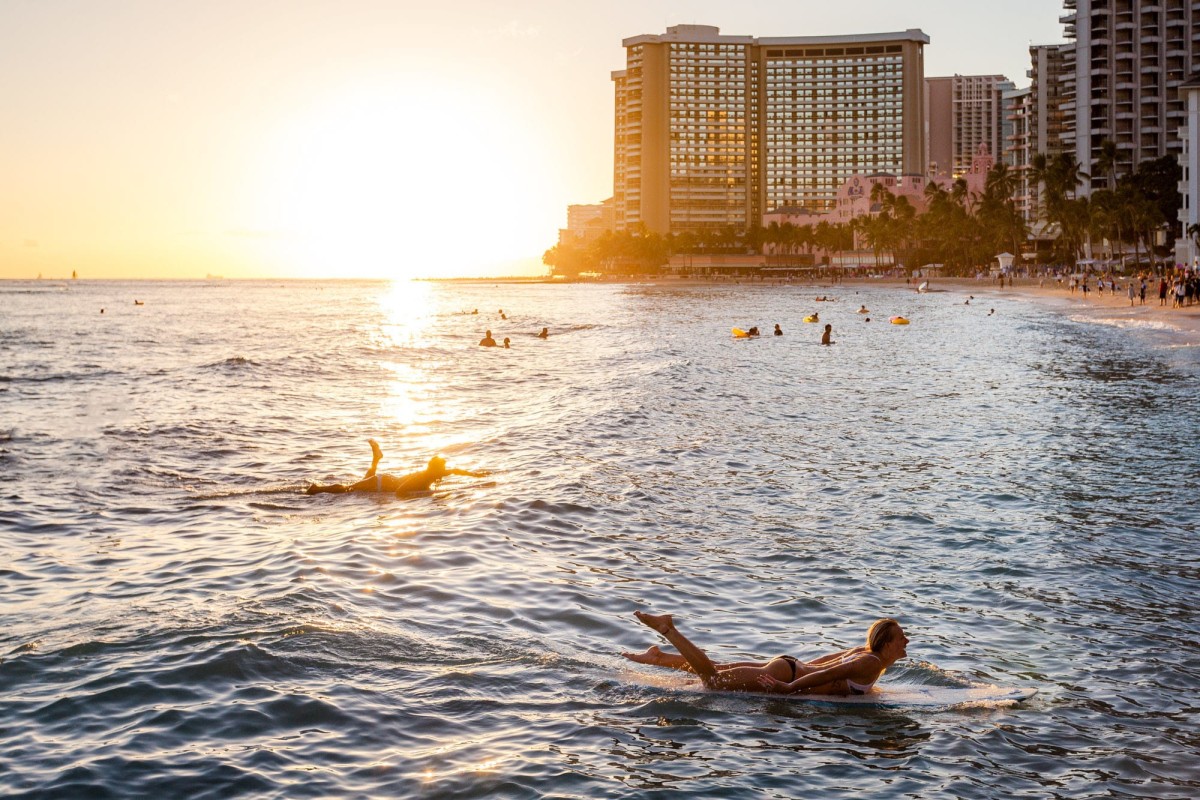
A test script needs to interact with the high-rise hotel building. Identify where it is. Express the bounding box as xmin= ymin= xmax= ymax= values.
xmin=1060 ymin=0 xmax=1199 ymax=193
xmin=926 ymin=75 xmax=1015 ymax=180
xmin=612 ymin=25 xmax=928 ymax=235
